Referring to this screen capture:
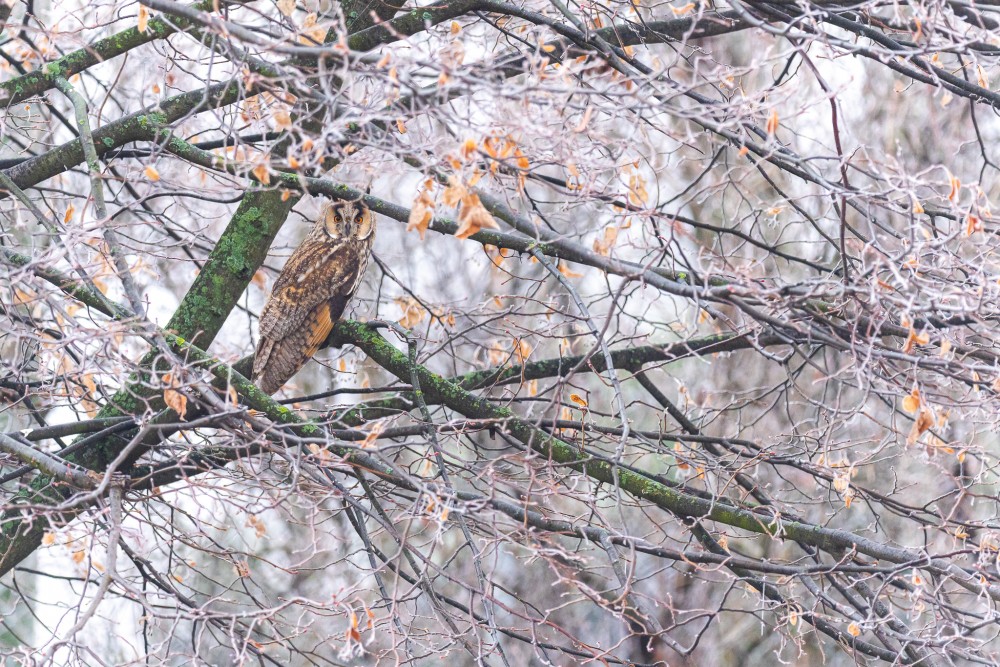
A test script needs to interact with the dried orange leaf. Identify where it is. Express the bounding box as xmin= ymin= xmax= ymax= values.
xmin=460 ymin=138 xmax=478 ymax=160
xmin=64 ymin=203 xmax=75 ymax=223
xmin=442 ymin=176 xmax=467 ymax=207
xmin=163 ymin=373 xmax=188 ymax=420
xmin=247 ymin=514 xmax=267 ymax=538
xmin=298 ymin=13 xmax=329 ymax=45
xmin=832 ymin=471 xmax=850 ymax=493
xmin=907 ymin=408 xmax=935 ymax=445
xmin=558 ymin=262 xmax=583 ymax=278
xmin=948 ymin=174 xmax=961 ymax=202
xmin=966 ymin=214 xmax=982 ymax=236
xmin=593 ymin=226 xmax=618 ymax=256
xmin=80 ymin=373 xmax=99 ymax=417
xmin=164 ymin=387 xmax=187 ymax=420
xmin=276 ymin=0 xmax=296 ymax=16
xmin=454 ymin=193 xmax=499 ymax=239
xmin=766 ymin=110 xmax=779 ymax=135
xmin=569 ymin=393 xmax=588 ymax=408
xmin=273 ymin=109 xmax=292 ymax=129
xmin=625 ymin=168 xmax=649 ymax=206
xmin=407 ymin=182 xmax=436 ymax=240
xmin=362 ymin=421 xmax=386 ymax=448
xmin=396 ymin=296 xmax=427 ymax=329
xmin=902 ymin=328 xmax=930 ymax=354
xmin=252 ymin=163 xmax=271 ymax=185
xmin=138 ymin=5 xmax=150 ymax=33
xmin=515 ymin=338 xmax=531 ymax=363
